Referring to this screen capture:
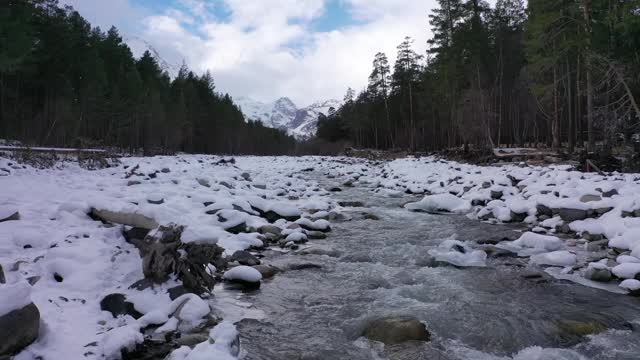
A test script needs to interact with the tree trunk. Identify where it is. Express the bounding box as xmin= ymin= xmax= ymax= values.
xmin=582 ymin=0 xmax=595 ymax=152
